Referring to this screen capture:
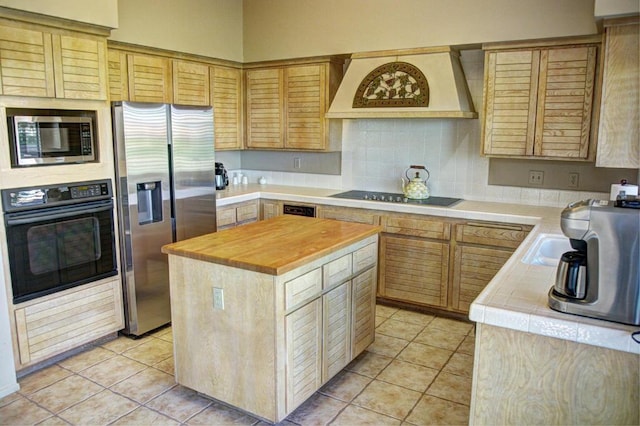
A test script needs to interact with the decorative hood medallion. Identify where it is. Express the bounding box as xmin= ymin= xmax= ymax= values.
xmin=353 ymin=62 xmax=429 ymax=108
